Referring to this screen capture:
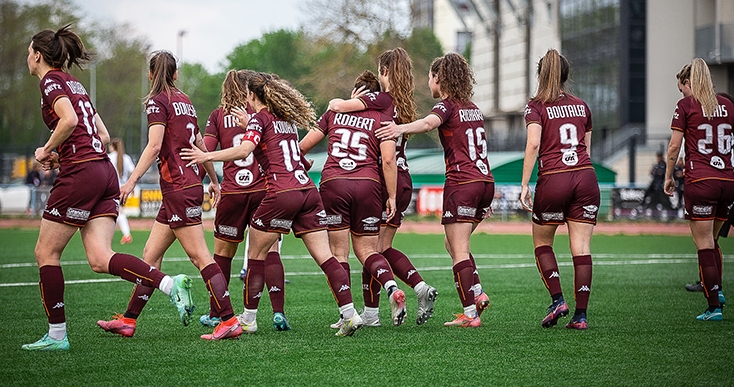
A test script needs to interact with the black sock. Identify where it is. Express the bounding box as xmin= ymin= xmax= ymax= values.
xmin=552 ymin=293 xmax=564 ymax=302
